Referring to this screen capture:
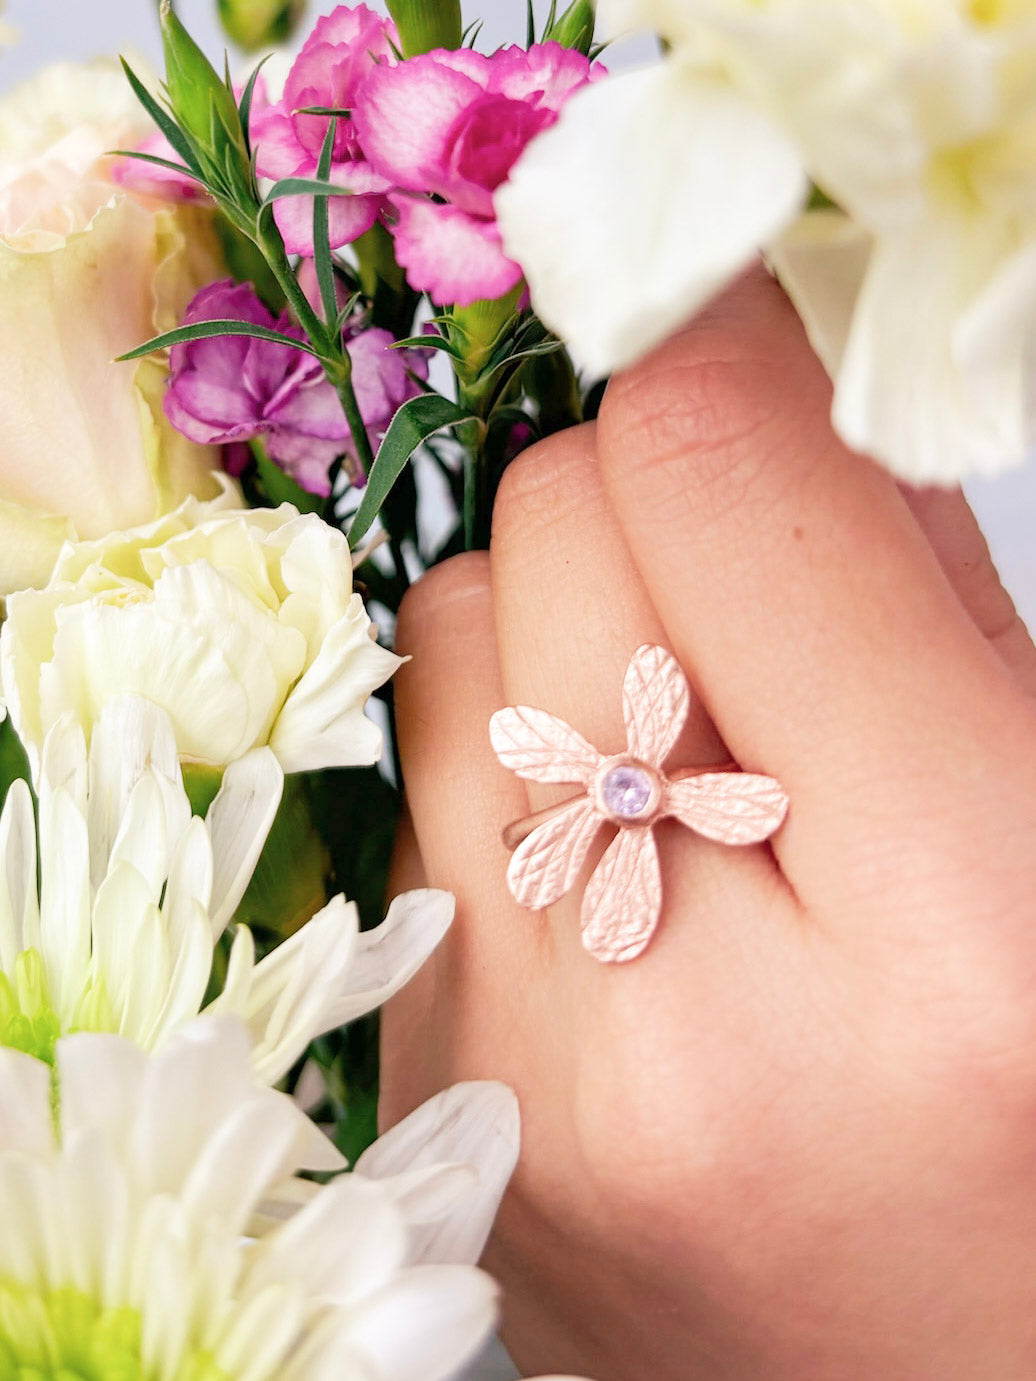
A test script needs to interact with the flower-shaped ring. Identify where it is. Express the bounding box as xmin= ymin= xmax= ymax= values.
xmin=490 ymin=645 xmax=789 ymax=963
